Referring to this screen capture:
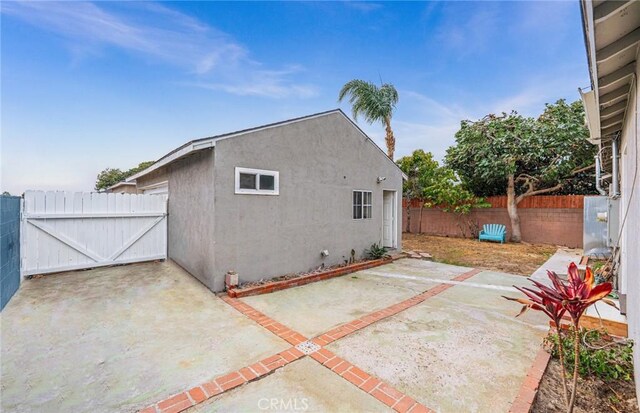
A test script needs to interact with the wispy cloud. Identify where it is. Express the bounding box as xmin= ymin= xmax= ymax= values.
xmin=434 ymin=3 xmax=500 ymax=57
xmin=1 ymin=1 xmax=317 ymax=98
xmin=343 ymin=2 xmax=383 ymax=13
xmin=490 ymin=70 xmax=584 ymax=116
xmin=377 ymin=76 xmax=583 ymax=162
xmin=190 ymin=66 xmax=319 ymax=98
